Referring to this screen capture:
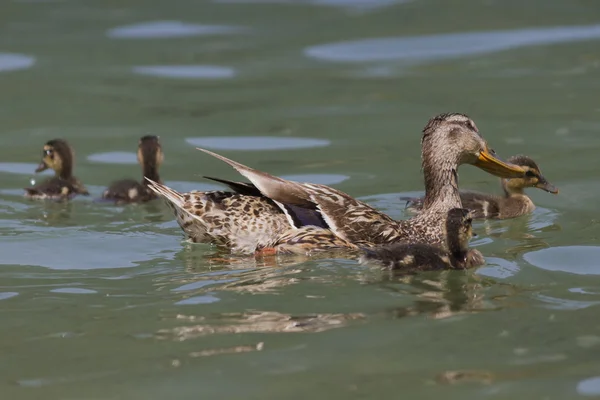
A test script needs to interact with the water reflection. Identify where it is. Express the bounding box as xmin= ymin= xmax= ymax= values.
xmin=0 ymin=53 xmax=35 ymax=72
xmin=186 ymin=136 xmax=331 ymax=151
xmin=305 ymin=24 xmax=600 ymax=64
xmin=156 ymin=310 xmax=366 ymax=341
xmin=87 ymin=152 xmax=138 ymax=164
xmin=524 ymin=246 xmax=600 ymax=275
xmin=376 ymin=271 xmax=518 ymax=320
xmin=132 ymin=65 xmax=236 ymax=80
xmin=106 ymin=21 xmax=245 ymax=39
